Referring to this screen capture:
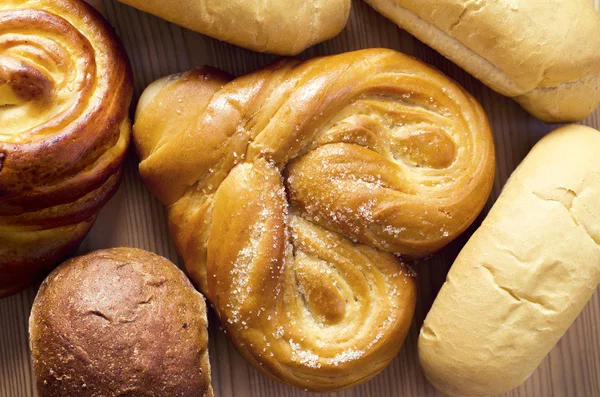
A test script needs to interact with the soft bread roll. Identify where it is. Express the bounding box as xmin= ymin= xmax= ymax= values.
xmin=116 ymin=0 xmax=351 ymax=55
xmin=365 ymin=0 xmax=600 ymax=122
xmin=419 ymin=125 xmax=600 ymax=396
xmin=133 ymin=49 xmax=495 ymax=391
xmin=0 ymin=0 xmax=132 ymax=297
xmin=29 ymin=248 xmax=213 ymax=397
